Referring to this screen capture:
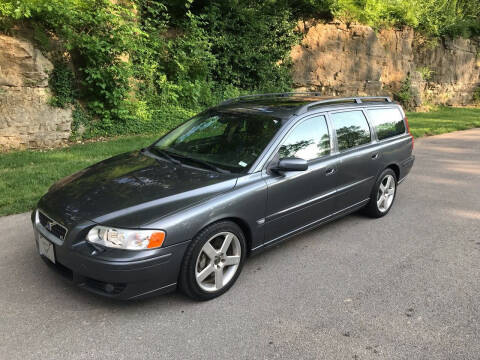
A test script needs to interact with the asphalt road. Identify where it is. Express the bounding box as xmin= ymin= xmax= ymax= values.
xmin=1 ymin=129 xmax=479 ymax=360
